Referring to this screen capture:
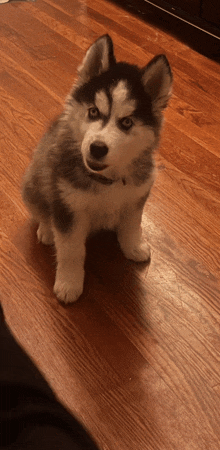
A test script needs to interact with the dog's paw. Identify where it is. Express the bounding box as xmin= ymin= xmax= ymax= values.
xmin=53 ymin=273 xmax=84 ymax=304
xmin=122 ymin=241 xmax=151 ymax=262
xmin=37 ymin=222 xmax=54 ymax=246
